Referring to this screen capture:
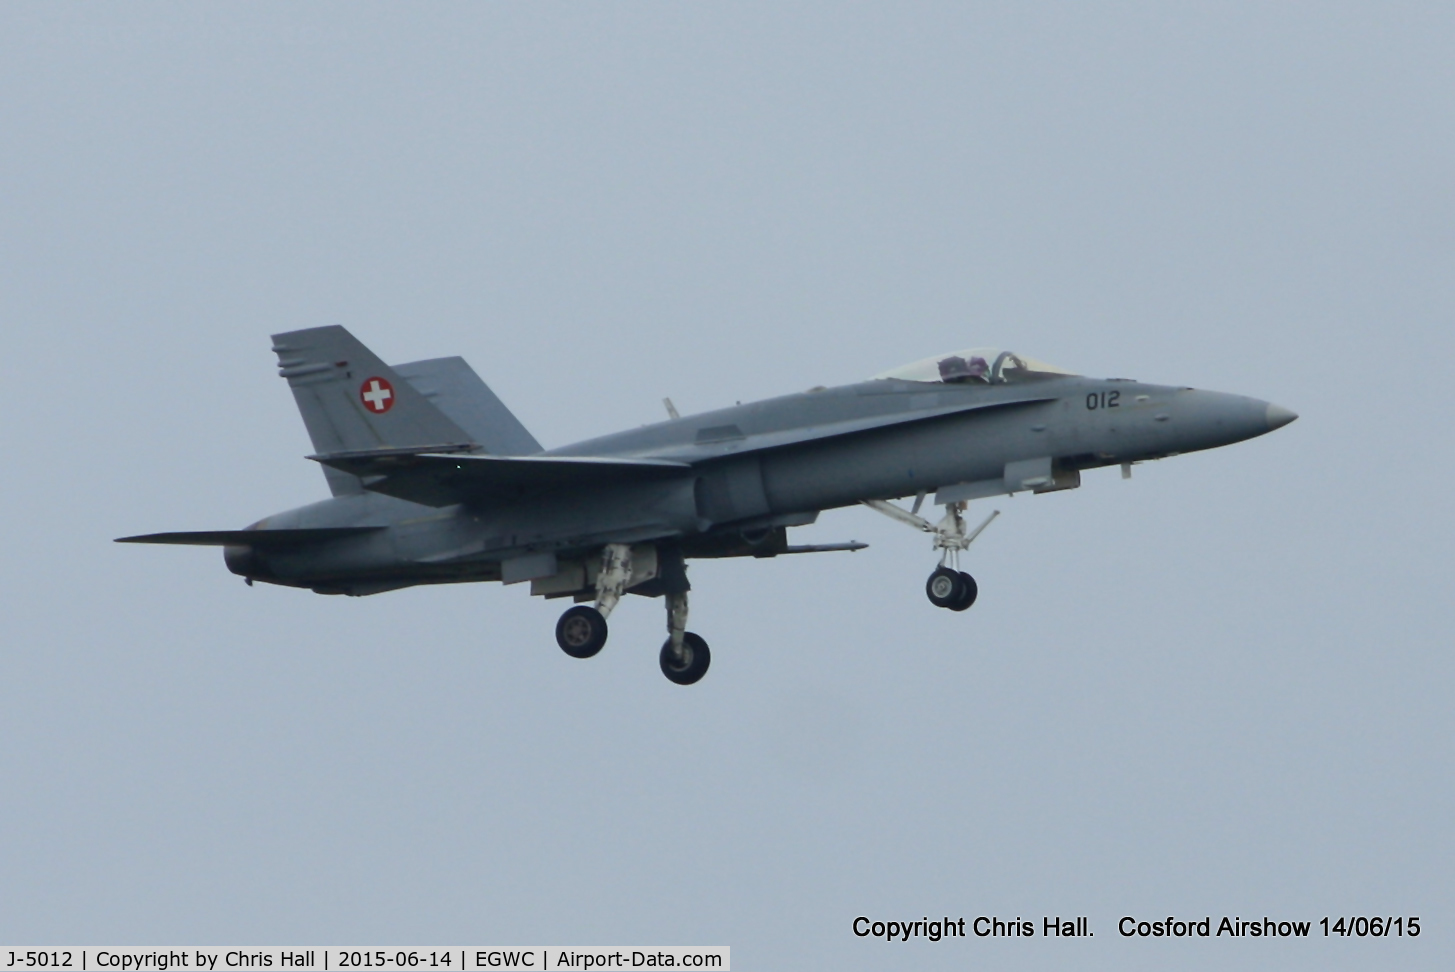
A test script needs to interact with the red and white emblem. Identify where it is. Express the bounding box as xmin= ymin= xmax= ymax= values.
xmin=359 ymin=376 xmax=395 ymax=414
